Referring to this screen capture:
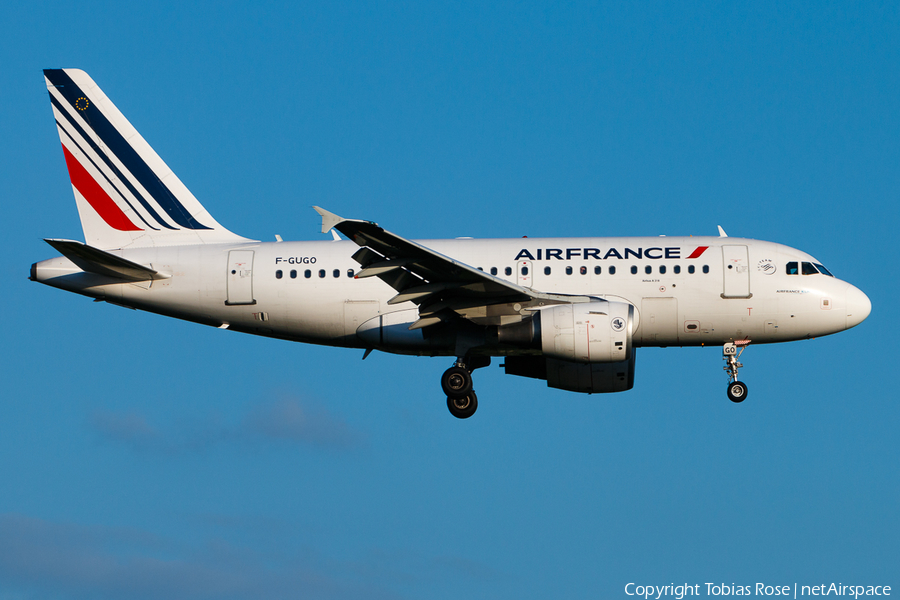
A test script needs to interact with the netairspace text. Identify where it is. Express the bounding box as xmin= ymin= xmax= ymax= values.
xmin=625 ymin=583 xmax=891 ymax=599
